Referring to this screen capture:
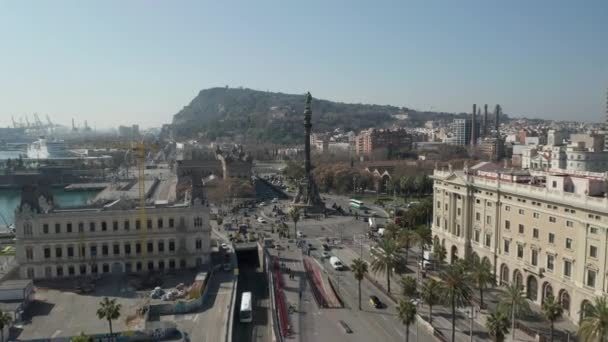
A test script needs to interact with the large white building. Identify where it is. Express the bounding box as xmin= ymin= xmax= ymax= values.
xmin=14 ymin=191 xmax=211 ymax=279
xmin=432 ymin=162 xmax=608 ymax=323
